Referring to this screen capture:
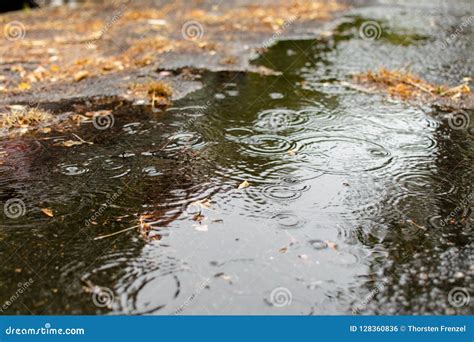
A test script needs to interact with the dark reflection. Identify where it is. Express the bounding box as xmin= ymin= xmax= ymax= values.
xmin=0 ymin=1 xmax=38 ymax=13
